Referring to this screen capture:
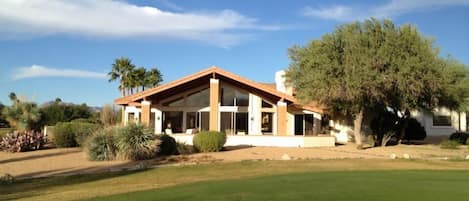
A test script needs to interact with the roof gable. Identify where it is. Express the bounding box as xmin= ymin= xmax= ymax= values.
xmin=114 ymin=66 xmax=325 ymax=113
